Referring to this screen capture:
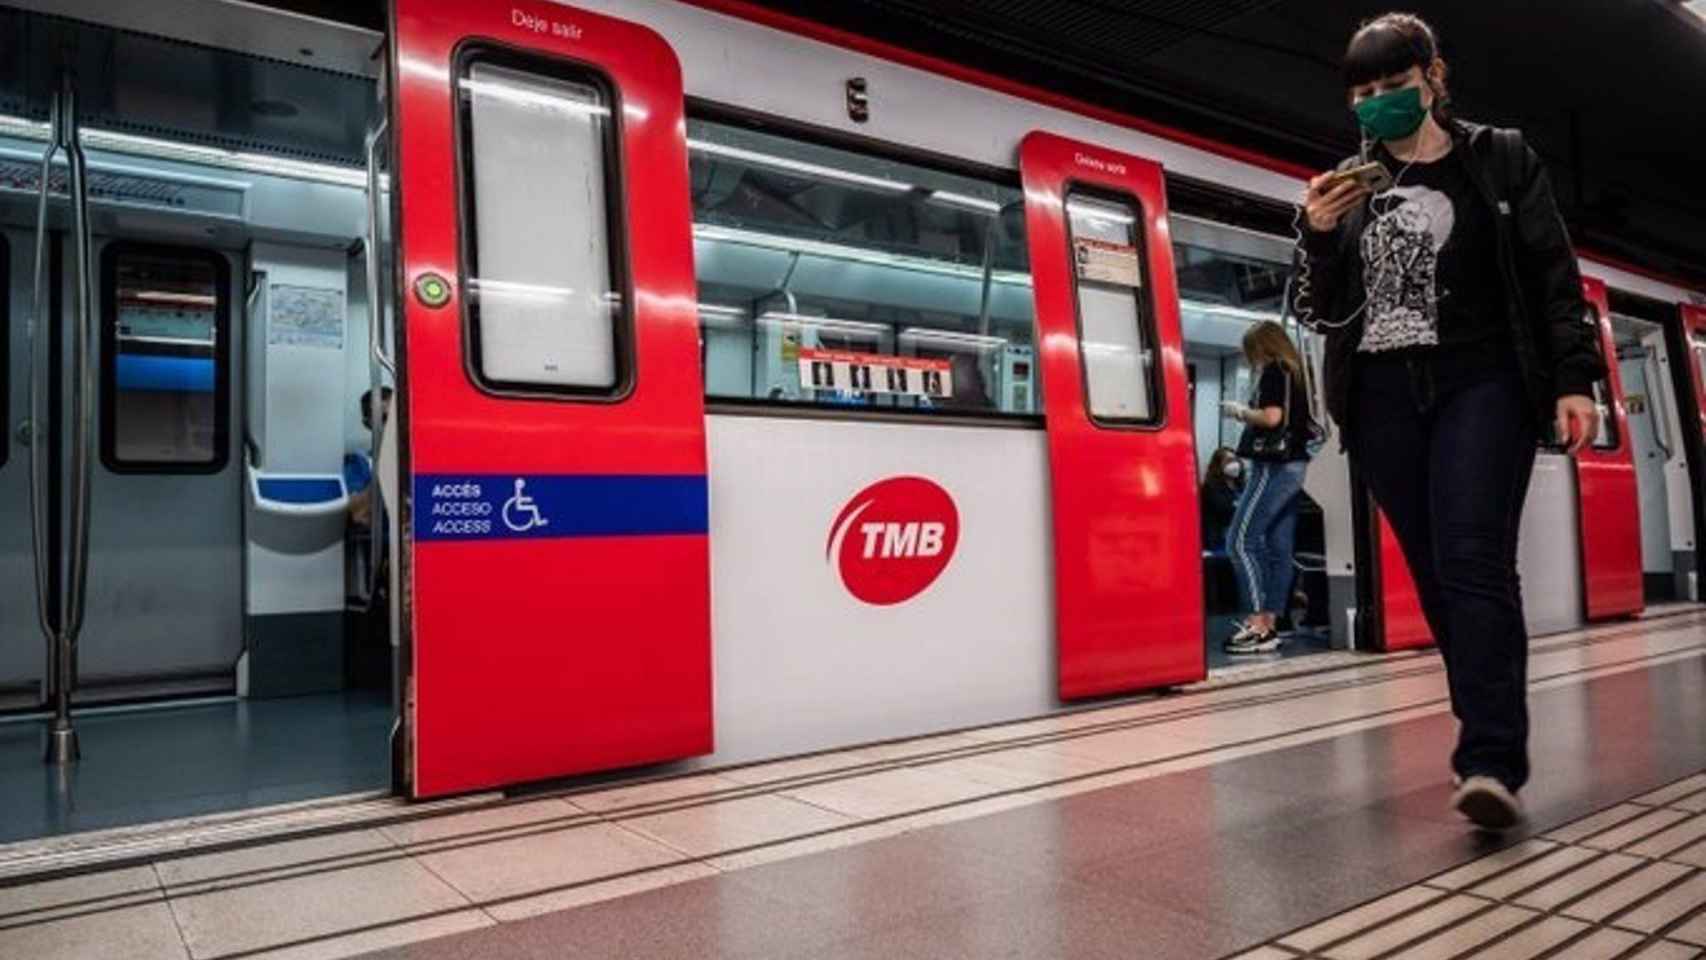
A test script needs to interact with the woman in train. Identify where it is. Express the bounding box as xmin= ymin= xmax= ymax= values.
xmin=1199 ymin=447 xmax=1244 ymax=553
xmin=1296 ymin=12 xmax=1604 ymax=829
xmin=1221 ymin=321 xmax=1313 ymax=656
